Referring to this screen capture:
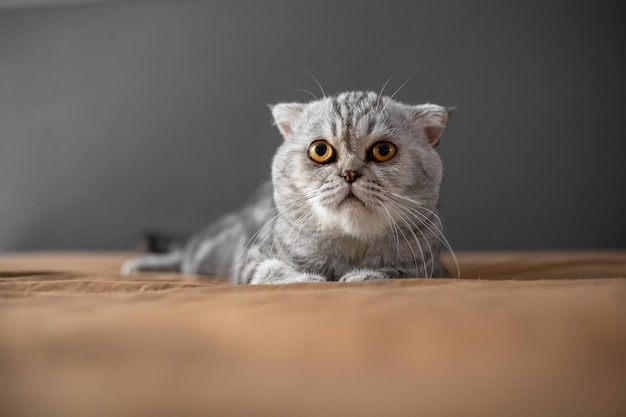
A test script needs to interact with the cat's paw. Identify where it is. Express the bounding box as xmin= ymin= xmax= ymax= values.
xmin=249 ymin=273 xmax=325 ymax=285
xmin=121 ymin=259 xmax=140 ymax=275
xmin=120 ymin=252 xmax=182 ymax=275
xmin=248 ymin=259 xmax=326 ymax=284
xmin=339 ymin=269 xmax=388 ymax=282
xmin=285 ymin=273 xmax=327 ymax=284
